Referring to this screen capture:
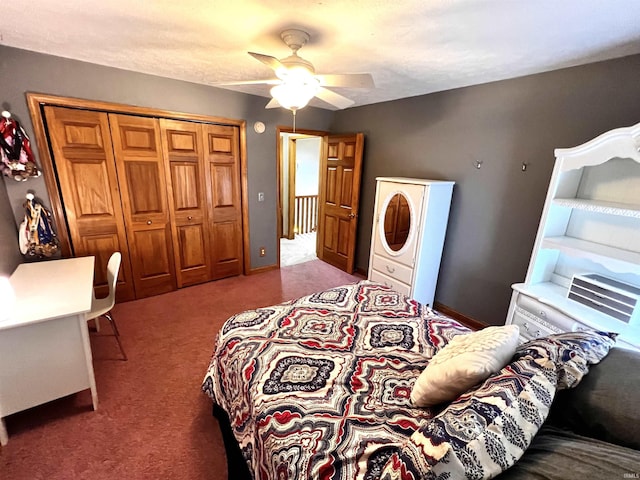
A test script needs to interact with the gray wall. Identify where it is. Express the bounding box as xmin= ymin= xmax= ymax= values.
xmin=331 ymin=54 xmax=640 ymax=325
xmin=2 ymin=44 xmax=638 ymax=324
xmin=0 ymin=180 xmax=21 ymax=275
xmin=0 ymin=45 xmax=333 ymax=270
